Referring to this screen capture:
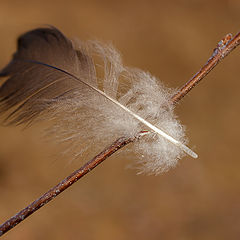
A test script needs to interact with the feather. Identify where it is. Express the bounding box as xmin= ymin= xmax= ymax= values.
xmin=0 ymin=27 xmax=197 ymax=174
